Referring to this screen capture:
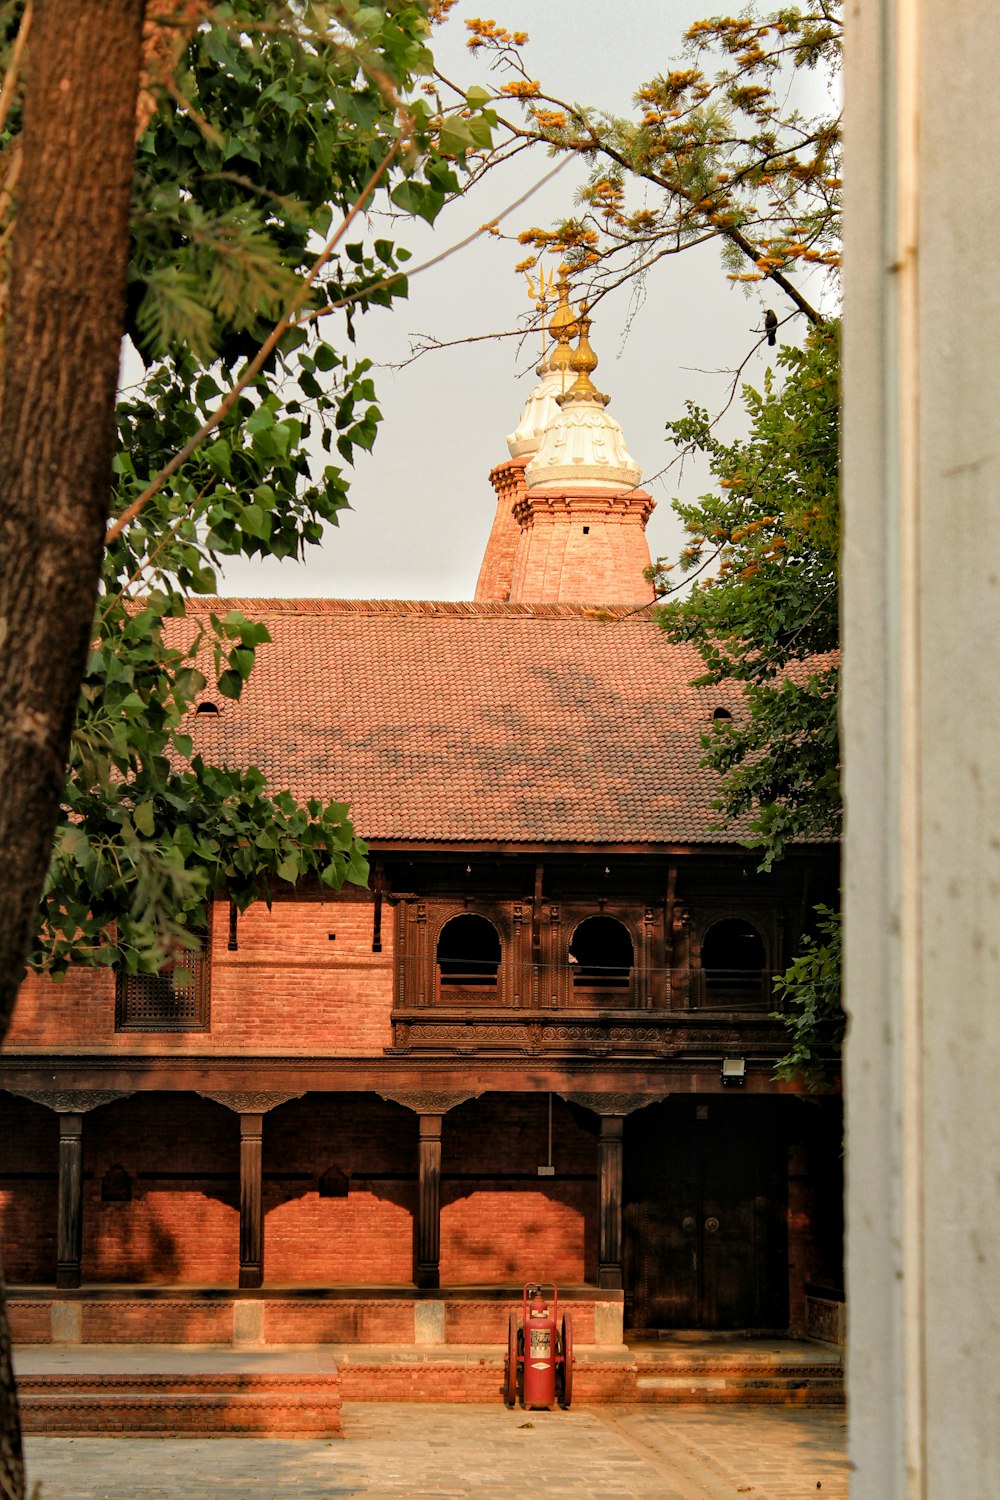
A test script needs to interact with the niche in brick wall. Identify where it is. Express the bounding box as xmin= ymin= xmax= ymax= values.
xmin=318 ymin=1163 xmax=350 ymax=1199
xmin=101 ymin=1164 xmax=132 ymax=1203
